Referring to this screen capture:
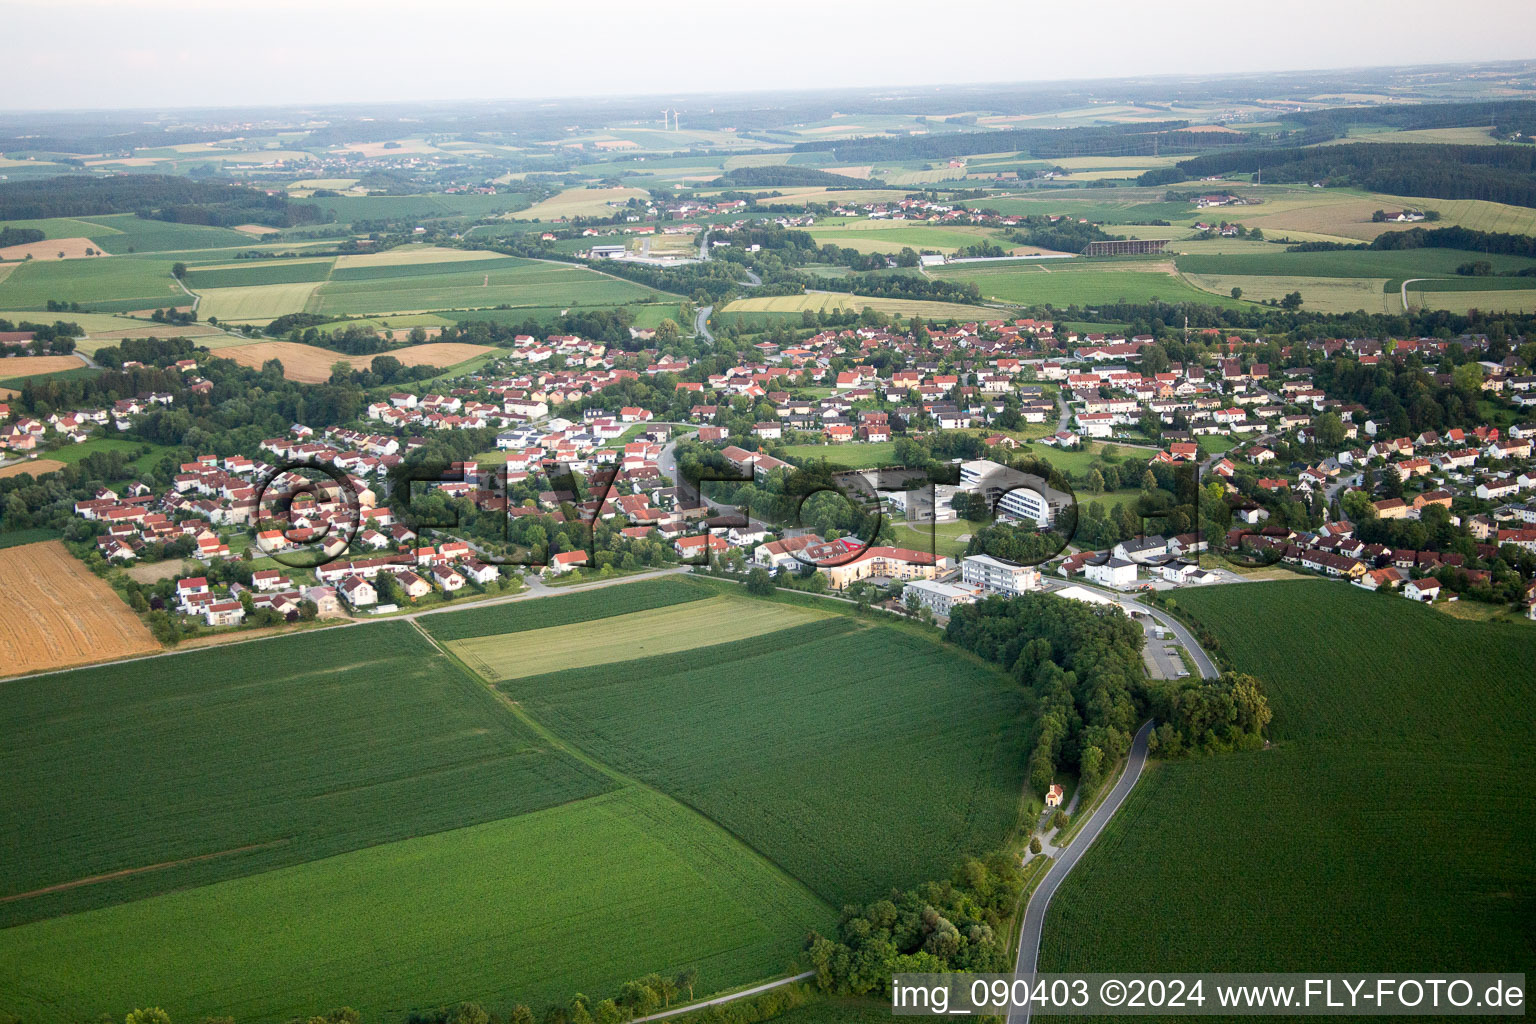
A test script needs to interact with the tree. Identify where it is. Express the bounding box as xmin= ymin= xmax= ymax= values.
xmin=1029 ymin=835 xmax=1042 ymax=855
xmin=1280 ymin=290 xmax=1303 ymax=310
xmin=127 ymin=1010 xmax=172 ymax=1024
xmin=171 ymin=262 xmax=187 ymax=280
xmin=1084 ymin=468 xmax=1106 ymax=494
xmin=676 ymin=967 xmax=699 ymax=1002
xmin=1315 ymin=411 xmax=1347 ymax=449
xmin=1230 ymin=286 xmax=1243 ymax=300
xmin=745 ymin=566 xmax=774 ymax=595
xmin=654 ymin=318 xmax=681 ymax=343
